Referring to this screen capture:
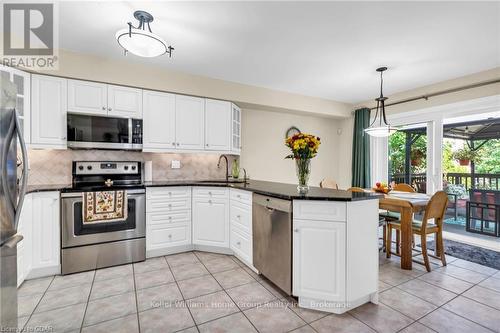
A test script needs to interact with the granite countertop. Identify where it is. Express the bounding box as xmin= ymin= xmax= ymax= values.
xmin=27 ymin=184 xmax=72 ymax=194
xmin=146 ymin=179 xmax=382 ymax=201
xmin=27 ymin=180 xmax=382 ymax=201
